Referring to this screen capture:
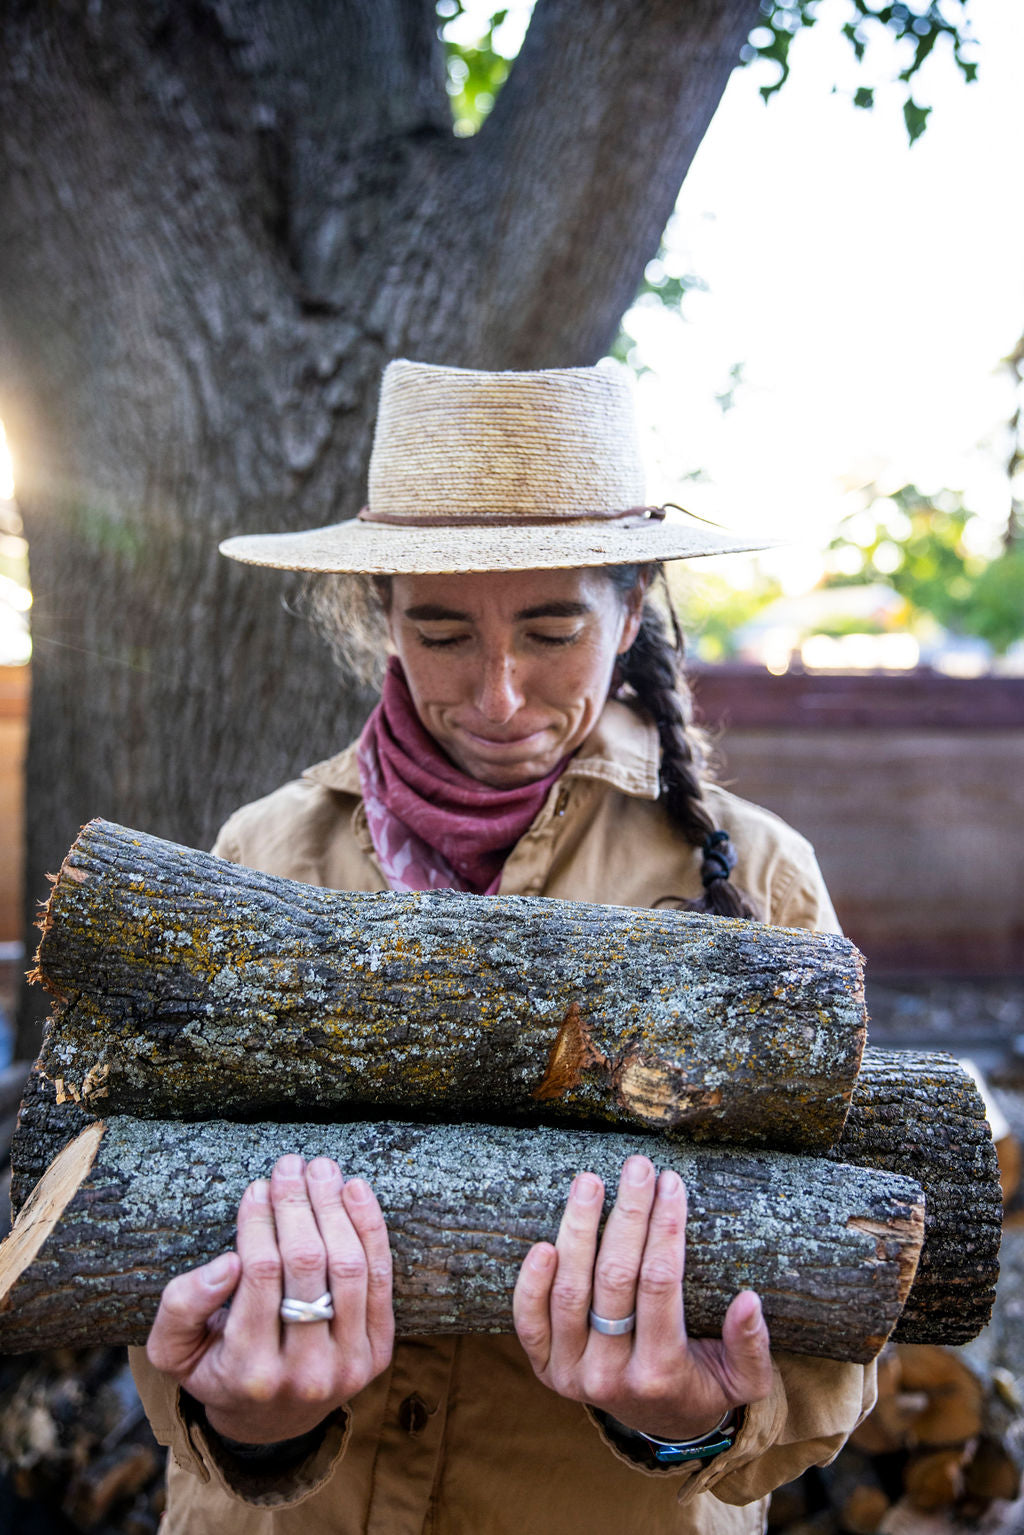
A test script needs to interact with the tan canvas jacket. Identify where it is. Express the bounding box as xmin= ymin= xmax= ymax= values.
xmin=132 ymin=699 xmax=874 ymax=1534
